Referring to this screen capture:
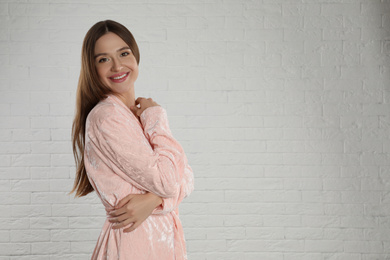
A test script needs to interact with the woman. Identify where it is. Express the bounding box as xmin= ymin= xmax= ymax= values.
xmin=69 ymin=20 xmax=194 ymax=260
